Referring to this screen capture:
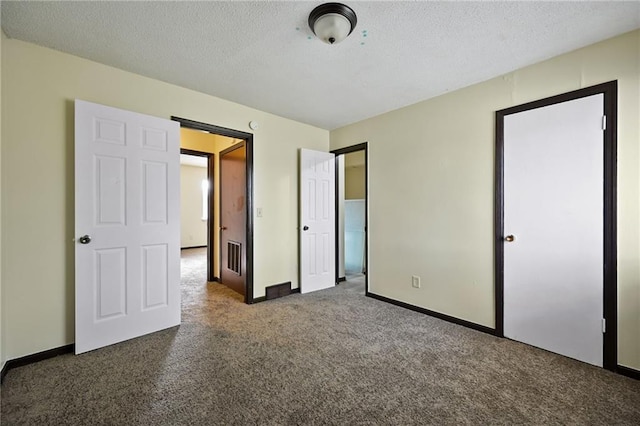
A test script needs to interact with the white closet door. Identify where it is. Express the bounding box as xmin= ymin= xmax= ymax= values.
xmin=300 ymin=149 xmax=335 ymax=294
xmin=503 ymin=94 xmax=604 ymax=366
